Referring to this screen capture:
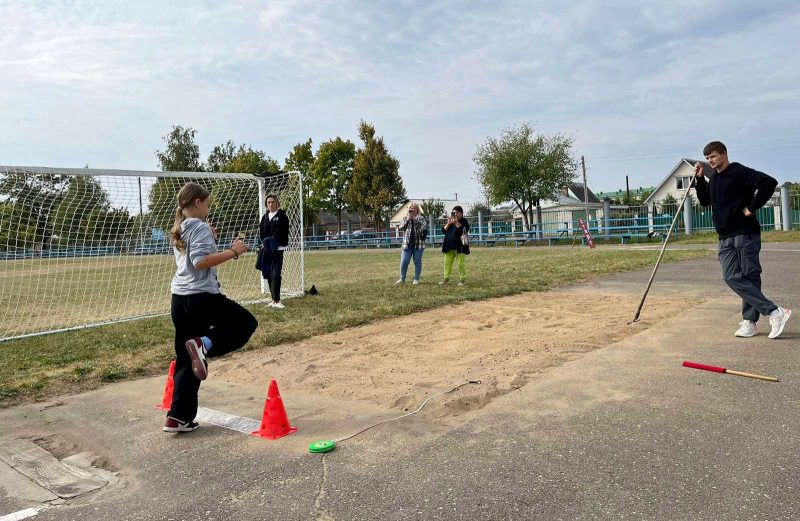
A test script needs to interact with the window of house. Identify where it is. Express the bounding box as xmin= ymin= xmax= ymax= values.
xmin=676 ymin=176 xmax=691 ymax=190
